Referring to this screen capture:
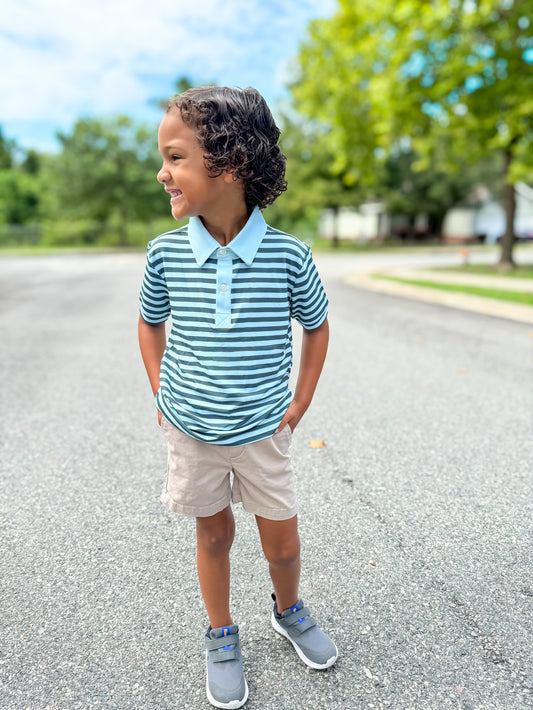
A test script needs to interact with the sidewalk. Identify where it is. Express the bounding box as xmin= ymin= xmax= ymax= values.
xmin=345 ymin=267 xmax=533 ymax=324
